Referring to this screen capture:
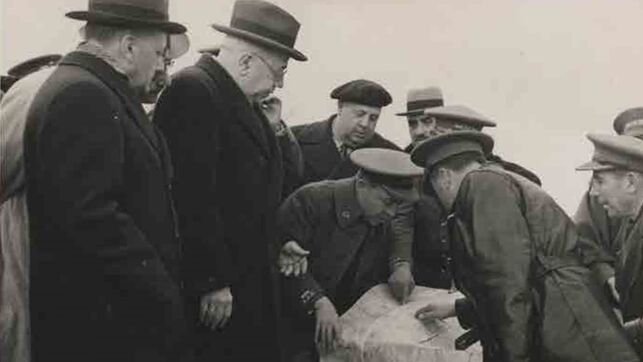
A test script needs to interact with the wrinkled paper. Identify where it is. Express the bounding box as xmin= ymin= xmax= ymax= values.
xmin=321 ymin=284 xmax=483 ymax=362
